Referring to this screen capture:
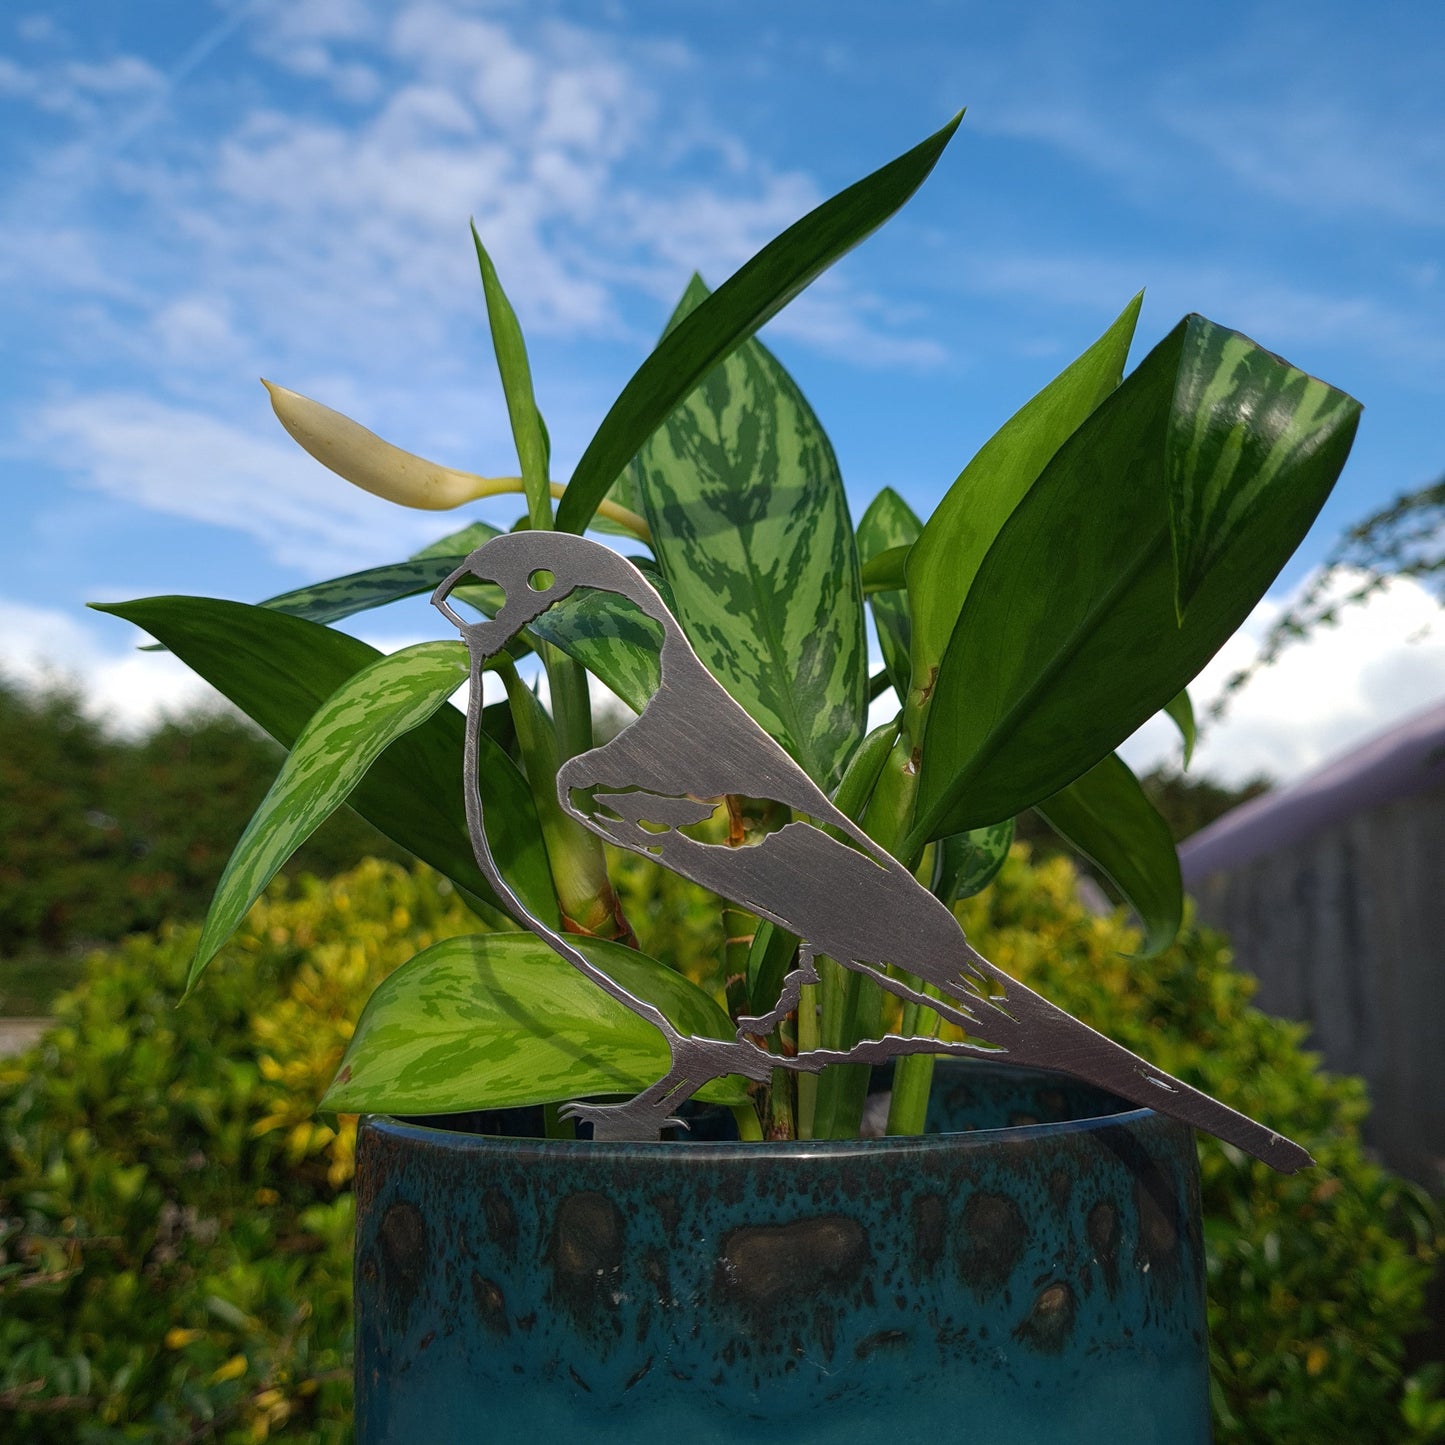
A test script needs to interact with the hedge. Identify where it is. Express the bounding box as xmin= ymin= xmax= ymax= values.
xmin=0 ymin=853 xmax=1439 ymax=1441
